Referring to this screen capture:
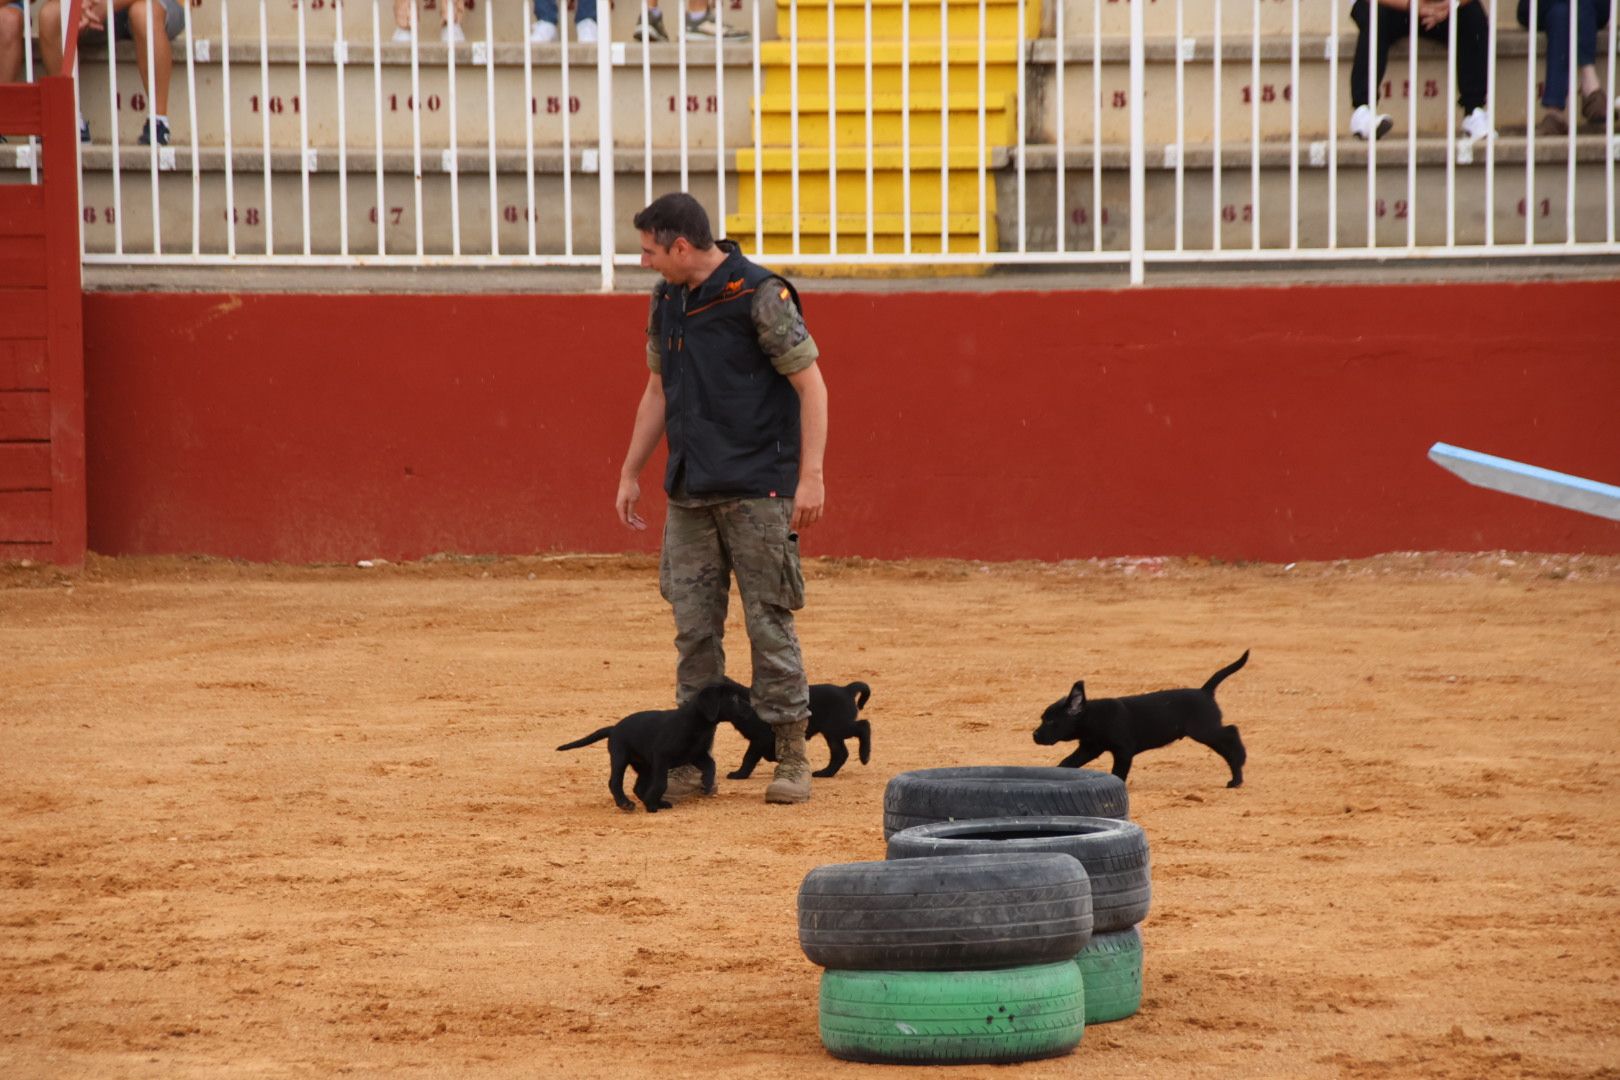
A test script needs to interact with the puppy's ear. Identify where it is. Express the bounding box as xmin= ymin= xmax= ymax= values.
xmin=695 ymin=686 xmax=723 ymax=722
xmin=1065 ymin=681 xmax=1087 ymax=716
